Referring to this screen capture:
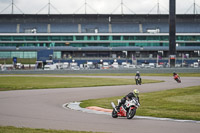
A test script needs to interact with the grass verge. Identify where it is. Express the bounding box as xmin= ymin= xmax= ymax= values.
xmin=80 ymin=86 xmax=200 ymax=121
xmin=0 ymin=77 xmax=162 ymax=91
xmin=2 ymin=73 xmax=199 ymax=77
xmin=0 ymin=126 xmax=103 ymax=133
xmin=0 ymin=58 xmax=36 ymax=64
xmin=70 ymin=73 xmax=200 ymax=77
